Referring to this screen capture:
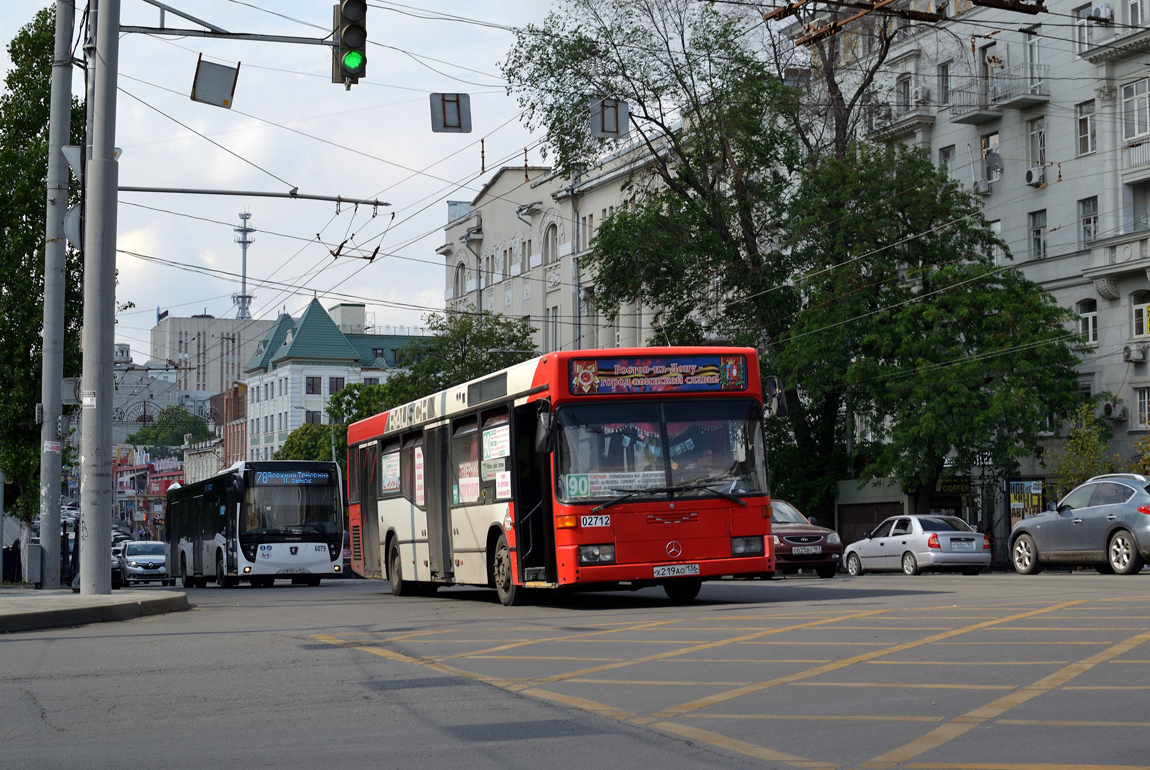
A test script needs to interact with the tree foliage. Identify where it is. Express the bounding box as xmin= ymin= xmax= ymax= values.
xmin=275 ymin=424 xmax=344 ymax=469
xmin=1043 ymin=403 xmax=1124 ymax=498
xmin=0 ymin=8 xmax=85 ymax=519
xmin=124 ymin=405 xmax=210 ymax=448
